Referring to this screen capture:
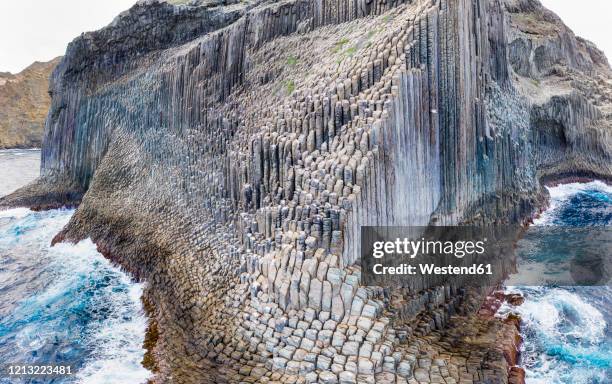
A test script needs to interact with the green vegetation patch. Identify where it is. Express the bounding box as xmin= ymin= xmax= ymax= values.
xmin=332 ymin=38 xmax=350 ymax=53
xmin=286 ymin=56 xmax=298 ymax=66
xmin=285 ymin=79 xmax=296 ymax=95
